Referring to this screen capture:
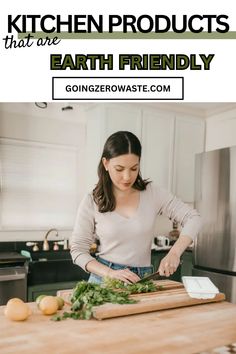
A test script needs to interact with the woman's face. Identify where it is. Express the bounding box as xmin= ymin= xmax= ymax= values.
xmin=102 ymin=153 xmax=140 ymax=192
